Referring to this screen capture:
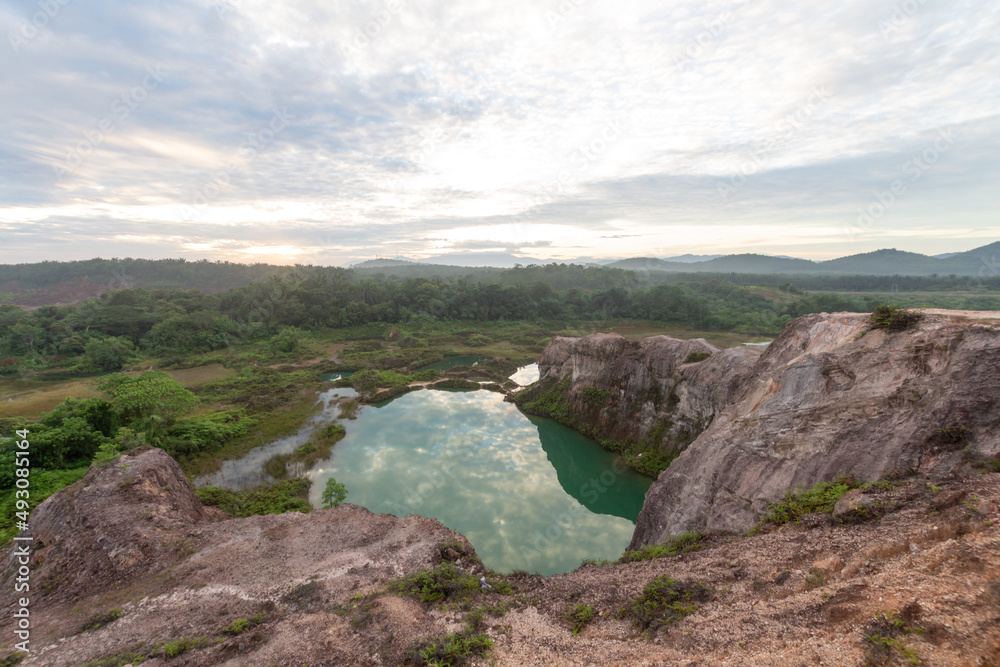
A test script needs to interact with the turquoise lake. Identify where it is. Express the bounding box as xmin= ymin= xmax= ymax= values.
xmin=307 ymin=388 xmax=651 ymax=575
